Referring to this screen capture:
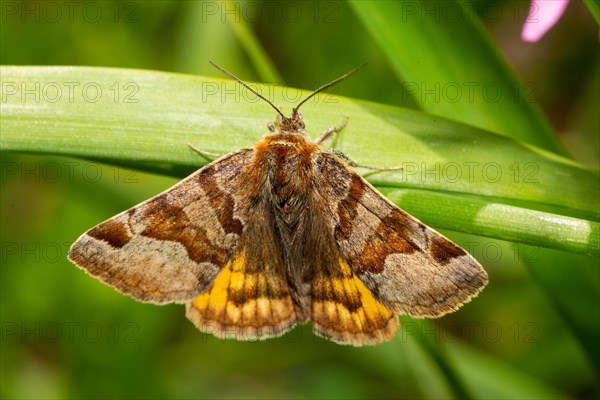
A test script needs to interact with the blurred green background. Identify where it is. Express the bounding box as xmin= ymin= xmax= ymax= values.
xmin=1 ymin=1 xmax=598 ymax=399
